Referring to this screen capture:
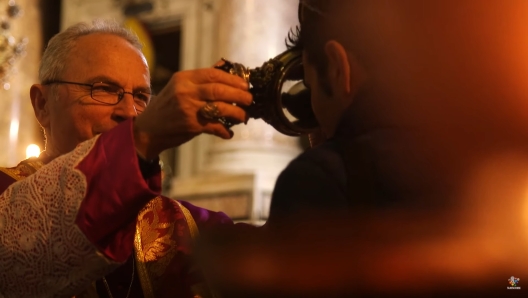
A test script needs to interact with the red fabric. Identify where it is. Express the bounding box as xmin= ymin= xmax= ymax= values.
xmin=75 ymin=119 xmax=161 ymax=263
xmin=154 ymin=199 xmax=234 ymax=297
xmin=0 ymin=172 xmax=15 ymax=193
xmin=100 ymin=198 xmax=234 ymax=298
xmin=99 ymin=197 xmax=193 ymax=298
